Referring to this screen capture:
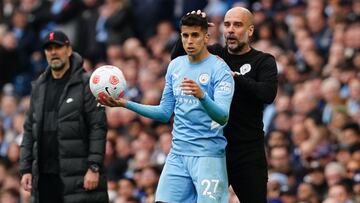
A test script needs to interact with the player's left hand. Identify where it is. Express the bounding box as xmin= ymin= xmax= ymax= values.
xmin=180 ymin=78 xmax=204 ymax=99
xmin=83 ymin=169 xmax=99 ymax=191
